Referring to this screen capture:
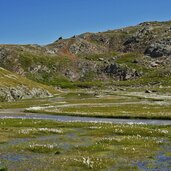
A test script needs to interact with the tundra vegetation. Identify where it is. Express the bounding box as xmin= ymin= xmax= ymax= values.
xmin=0 ymin=21 xmax=171 ymax=170
xmin=0 ymin=119 xmax=170 ymax=171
